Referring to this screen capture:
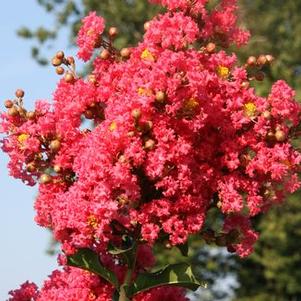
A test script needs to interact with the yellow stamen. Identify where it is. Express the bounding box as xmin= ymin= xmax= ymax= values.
xmin=141 ymin=49 xmax=155 ymax=62
xmin=87 ymin=29 xmax=95 ymax=36
xmin=17 ymin=133 xmax=30 ymax=145
xmin=109 ymin=121 xmax=117 ymax=131
xmin=217 ymin=66 xmax=230 ymax=79
xmin=183 ymin=98 xmax=199 ymax=112
xmin=87 ymin=215 xmax=98 ymax=230
xmin=137 ymin=87 xmax=153 ymax=96
xmin=244 ymin=102 xmax=257 ymax=117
